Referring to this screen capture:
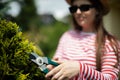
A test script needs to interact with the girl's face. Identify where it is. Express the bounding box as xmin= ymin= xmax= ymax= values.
xmin=72 ymin=0 xmax=97 ymax=32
